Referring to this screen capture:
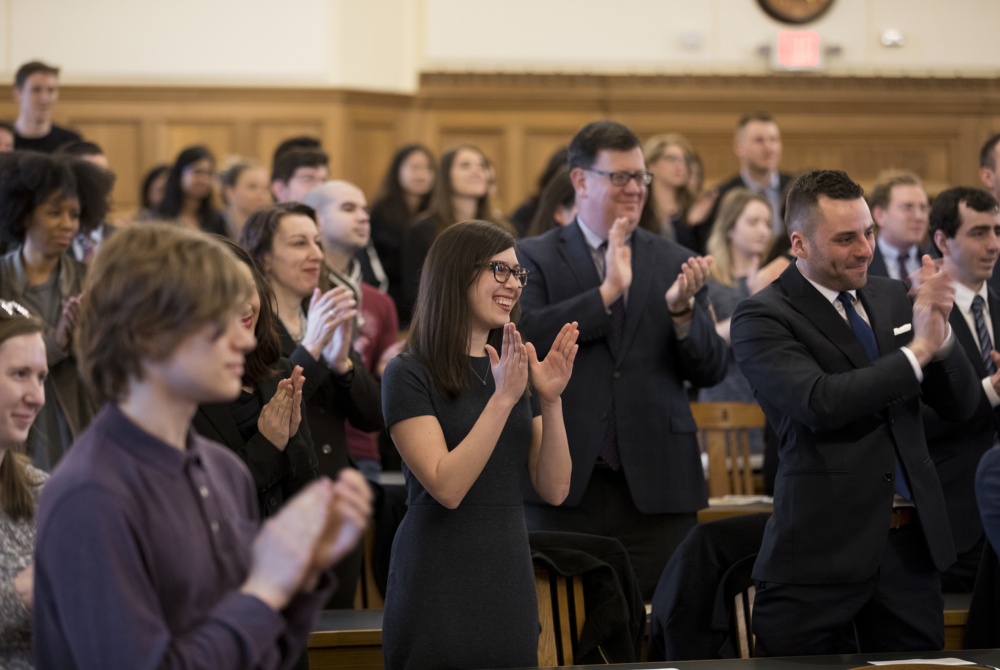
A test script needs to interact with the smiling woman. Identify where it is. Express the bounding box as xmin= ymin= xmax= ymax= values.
xmin=382 ymin=220 xmax=578 ymax=670
xmin=0 ymin=151 xmax=112 ymax=471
